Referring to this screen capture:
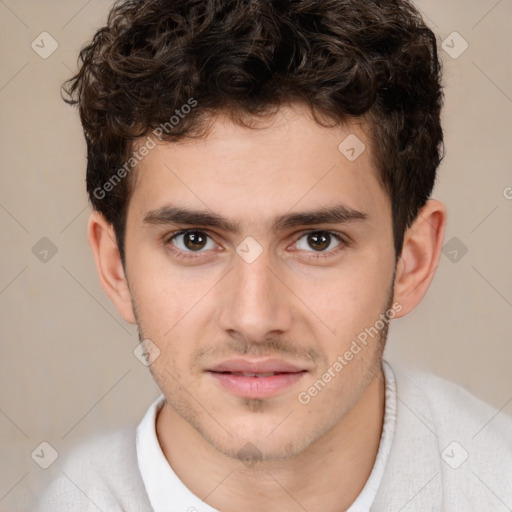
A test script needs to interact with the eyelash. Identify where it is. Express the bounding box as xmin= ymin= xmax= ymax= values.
xmin=164 ymin=229 xmax=348 ymax=261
